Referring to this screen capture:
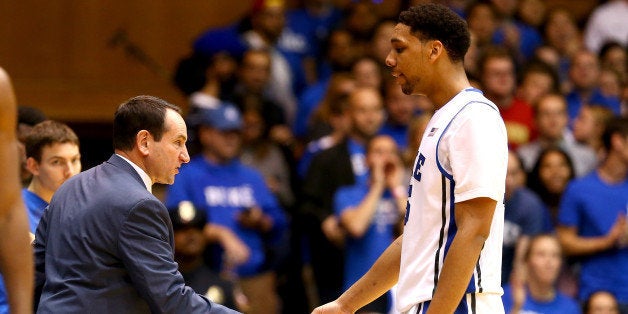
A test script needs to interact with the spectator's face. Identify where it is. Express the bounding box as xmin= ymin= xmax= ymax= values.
xmin=240 ymin=52 xmax=271 ymax=93
xmin=517 ymin=0 xmax=546 ymax=27
xmin=174 ymin=227 xmax=206 ymax=258
xmin=353 ymin=59 xmax=382 ymax=90
xmin=482 ymin=57 xmax=516 ymax=99
xmin=599 ymin=69 xmax=621 ymax=98
xmin=569 ymin=51 xmax=600 ymax=90
xmin=601 ymin=46 xmax=627 ymax=75
xmin=254 ymin=6 xmax=285 ymax=43
xmin=535 ymin=95 xmax=568 ymax=141
xmin=587 ymin=291 xmax=620 ymax=314
xmin=242 ymin=111 xmax=265 ymax=143
xmin=544 ymin=10 xmax=579 ymax=54
xmin=518 ymin=72 xmax=554 ymax=106
xmin=538 ymin=151 xmax=572 ymax=194
xmin=467 ymin=4 xmax=497 ymax=45
xmin=146 ymin=109 xmax=190 ymax=185
xmin=201 ymin=127 xmax=242 ymax=162
xmin=27 ymin=142 xmax=81 ymax=194
xmin=367 ymin=136 xmax=399 ymax=170
xmin=345 ymin=2 xmax=378 ymax=37
xmin=327 ymin=31 xmax=356 ymax=70
xmin=526 ymin=236 xmax=562 ymax=286
xmin=348 ymin=88 xmax=385 ymax=139
xmin=572 ymin=106 xmax=596 ymax=143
